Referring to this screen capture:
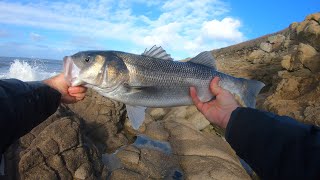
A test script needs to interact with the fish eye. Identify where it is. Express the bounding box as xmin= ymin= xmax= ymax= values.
xmin=84 ymin=56 xmax=90 ymax=63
